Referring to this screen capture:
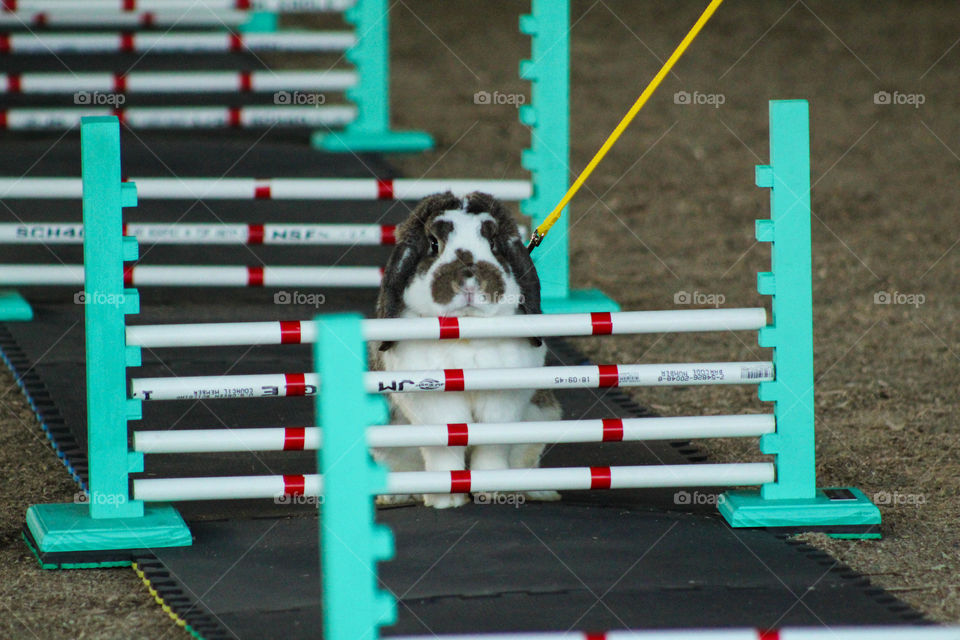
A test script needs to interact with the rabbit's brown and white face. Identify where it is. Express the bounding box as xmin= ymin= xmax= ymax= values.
xmin=377 ymin=192 xmax=543 ymax=321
